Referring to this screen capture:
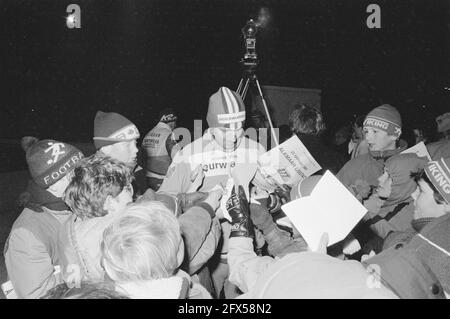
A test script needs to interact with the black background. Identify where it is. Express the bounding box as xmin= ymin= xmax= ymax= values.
xmin=0 ymin=0 xmax=448 ymax=142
